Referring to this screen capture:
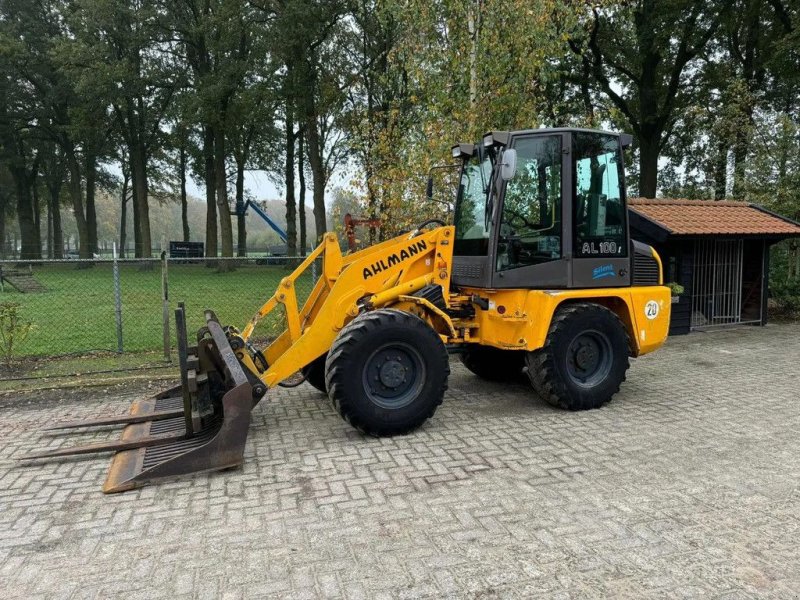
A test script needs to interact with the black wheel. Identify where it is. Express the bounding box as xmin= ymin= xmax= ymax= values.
xmin=460 ymin=346 xmax=526 ymax=382
xmin=525 ymin=303 xmax=630 ymax=410
xmin=325 ymin=309 xmax=449 ymax=436
xmin=301 ymin=353 xmax=328 ymax=394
